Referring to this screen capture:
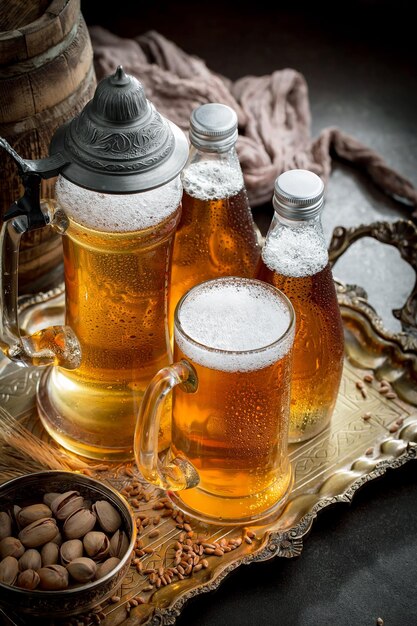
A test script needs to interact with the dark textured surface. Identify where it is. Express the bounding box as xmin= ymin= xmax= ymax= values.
xmin=81 ymin=3 xmax=417 ymax=624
